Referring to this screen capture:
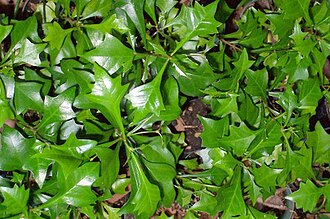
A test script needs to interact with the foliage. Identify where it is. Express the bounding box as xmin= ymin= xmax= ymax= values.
xmin=0 ymin=0 xmax=329 ymax=218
